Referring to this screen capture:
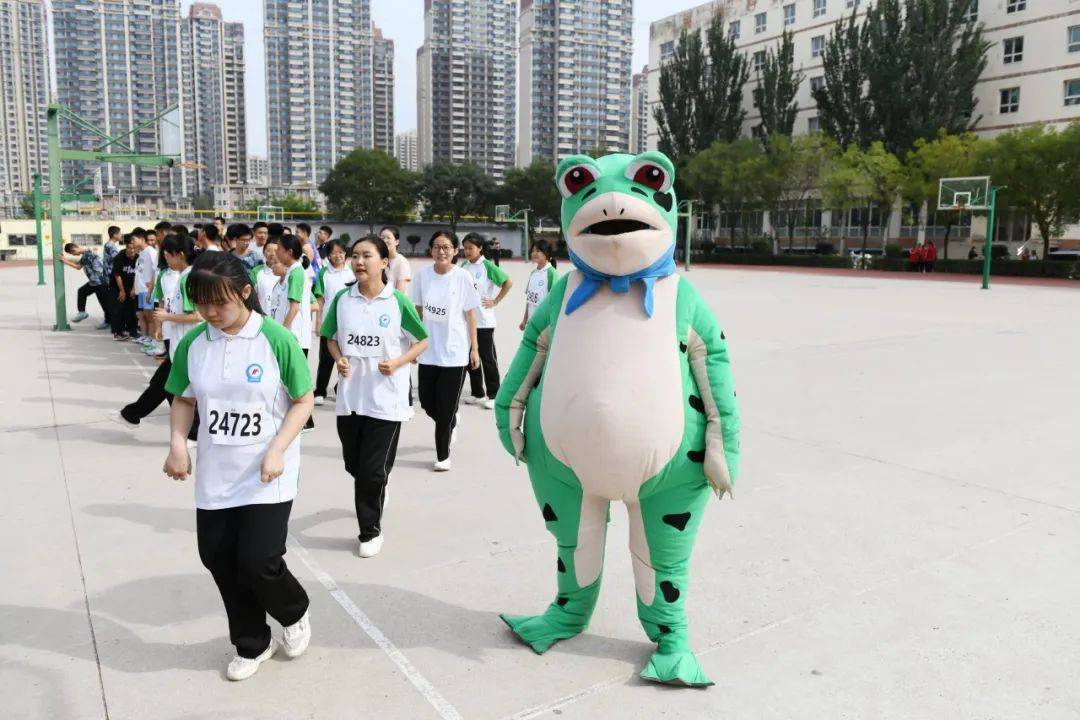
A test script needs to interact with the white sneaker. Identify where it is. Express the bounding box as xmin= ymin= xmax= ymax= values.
xmin=462 ymin=395 xmax=479 ymax=405
xmin=482 ymin=398 xmax=495 ymax=410
xmin=451 ymin=413 xmax=460 ymax=445
xmin=71 ymin=311 xmax=89 ymax=323
xmin=226 ymin=638 xmax=277 ymax=681
xmin=281 ymin=611 xmax=311 ymax=658
xmin=433 ymin=458 xmax=451 ymax=472
xmin=313 ymin=396 xmax=325 ymax=406
xmin=358 ymin=535 xmax=384 ymax=558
